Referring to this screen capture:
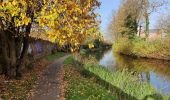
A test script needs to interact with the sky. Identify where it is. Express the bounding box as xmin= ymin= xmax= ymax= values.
xmin=98 ymin=0 xmax=120 ymax=32
xmin=97 ymin=0 xmax=120 ymax=41
xmin=97 ymin=0 xmax=170 ymax=40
